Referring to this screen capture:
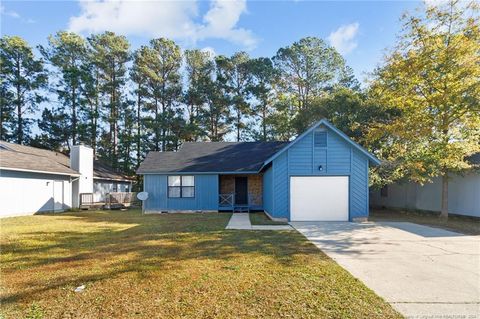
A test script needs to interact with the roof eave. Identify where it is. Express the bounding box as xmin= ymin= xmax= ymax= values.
xmin=0 ymin=166 xmax=81 ymax=177
xmin=137 ymin=170 xmax=260 ymax=175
